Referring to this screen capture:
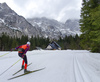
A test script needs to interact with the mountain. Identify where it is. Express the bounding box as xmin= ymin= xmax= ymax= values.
xmin=0 ymin=3 xmax=38 ymax=38
xmin=27 ymin=17 xmax=81 ymax=39
xmin=65 ymin=19 xmax=81 ymax=35
xmin=0 ymin=3 xmax=81 ymax=39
